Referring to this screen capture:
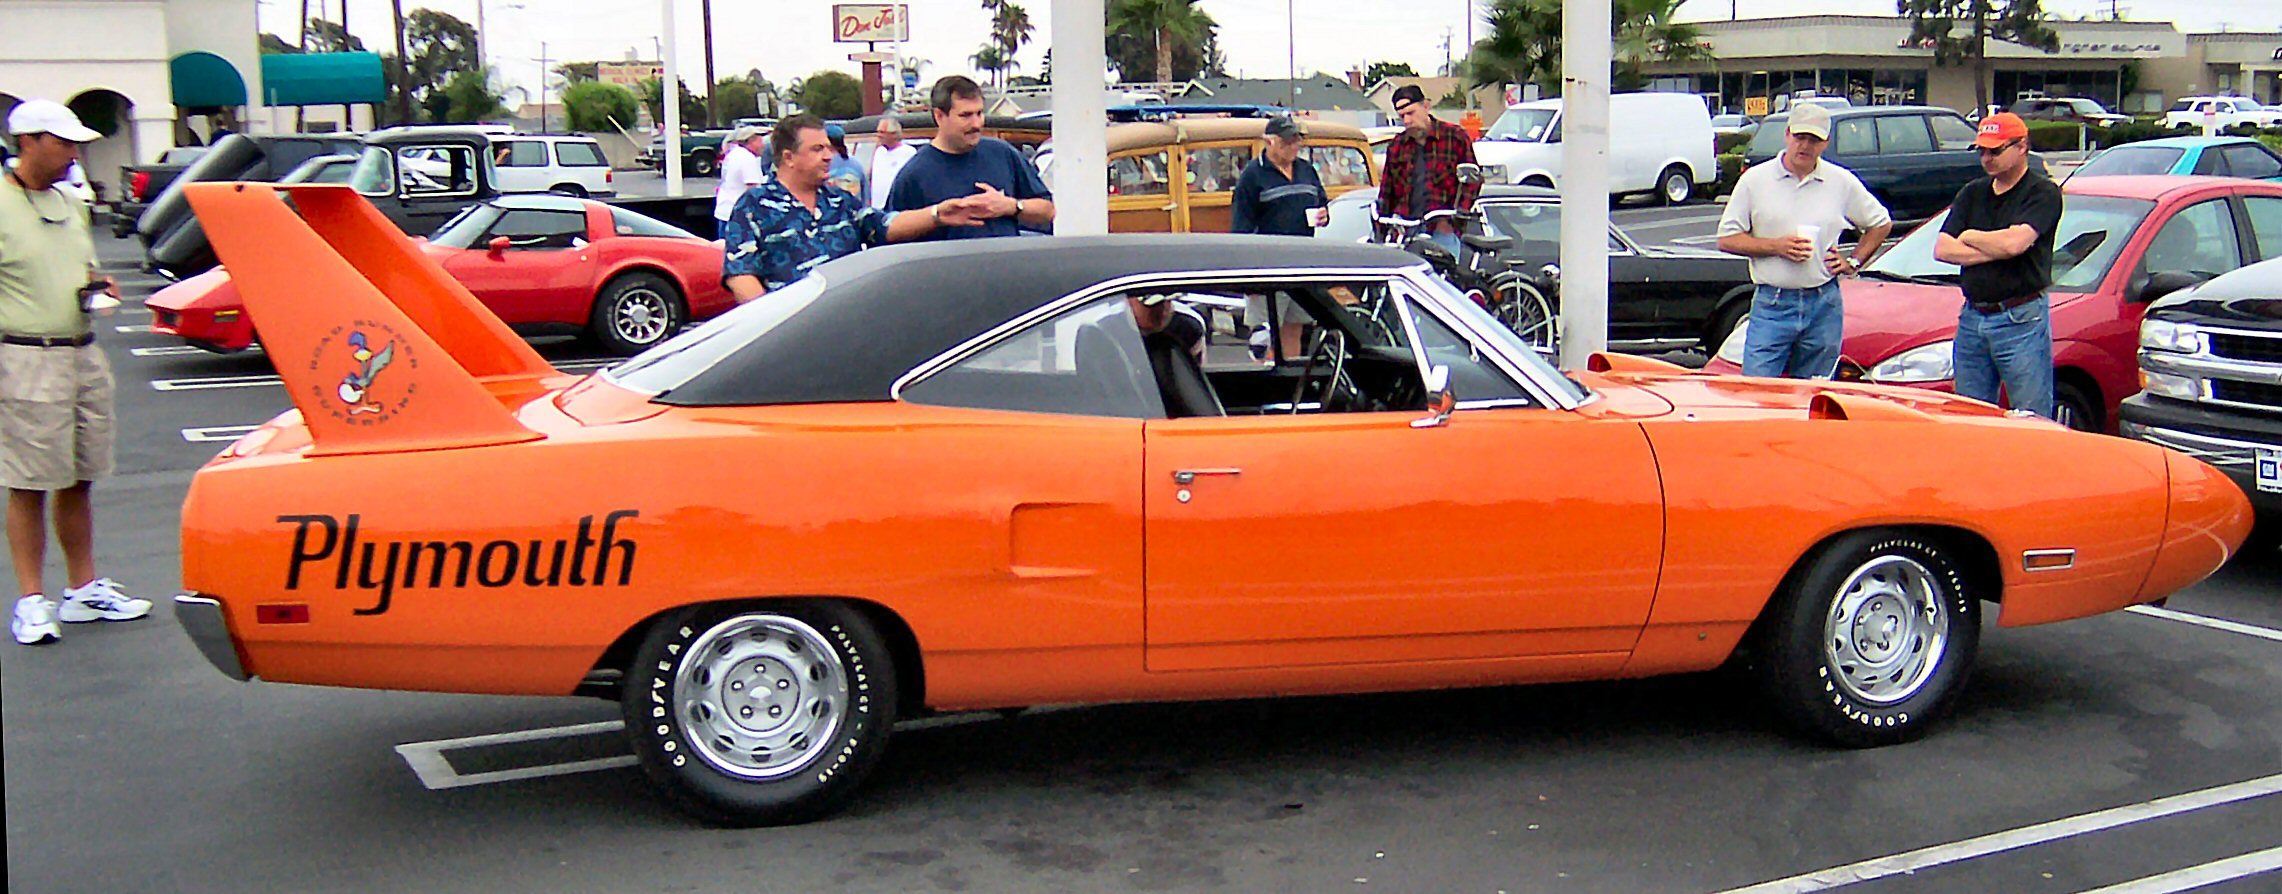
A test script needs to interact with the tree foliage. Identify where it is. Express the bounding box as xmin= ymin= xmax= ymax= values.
xmin=639 ymin=77 xmax=709 ymax=129
xmin=1461 ymin=0 xmax=1711 ymax=95
xmin=1107 ymin=0 xmax=1219 ymax=84
xmin=1898 ymin=0 xmax=2059 ymax=113
xmin=788 ymin=71 xmax=863 ymax=120
xmin=711 ymin=75 xmax=765 ymax=121
xmin=430 ymin=69 xmax=503 ymax=123
xmin=555 ymin=62 xmax=601 ymax=84
xmin=303 ymin=19 xmax=365 ymax=53
xmin=259 ymin=32 xmax=300 ymax=55
xmin=1362 ymin=61 xmax=1419 ymax=87
xmin=562 ymin=80 xmax=640 ymax=132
